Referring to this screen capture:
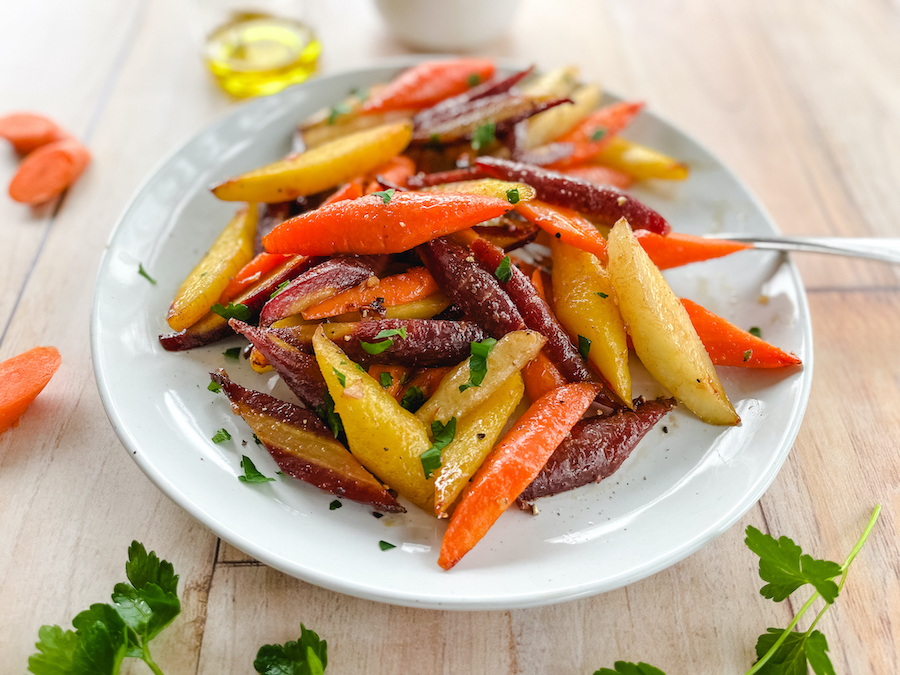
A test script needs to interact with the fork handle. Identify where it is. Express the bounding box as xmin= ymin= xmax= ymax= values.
xmin=709 ymin=235 xmax=900 ymax=265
